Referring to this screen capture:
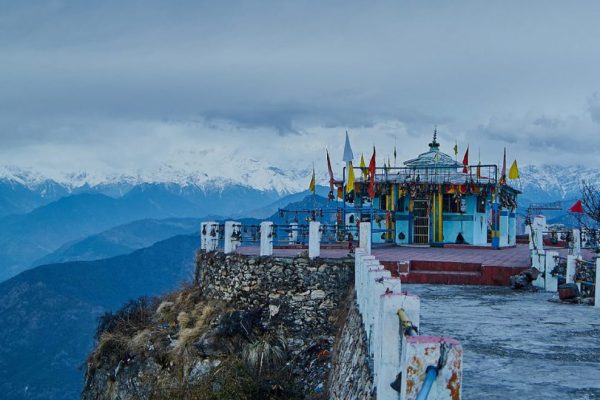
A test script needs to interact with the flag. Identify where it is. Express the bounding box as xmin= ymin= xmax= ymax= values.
xmin=453 ymin=141 xmax=458 ymax=156
xmin=308 ymin=167 xmax=316 ymax=193
xmin=360 ymin=153 xmax=368 ymax=180
xmin=342 ymin=131 xmax=354 ymax=162
xmin=326 ymin=149 xmax=335 ymax=191
xmin=508 ymin=160 xmax=519 ymax=179
xmin=500 ymin=148 xmax=507 ymax=184
xmin=476 ymin=161 xmax=481 ymax=179
xmin=569 ymin=200 xmax=584 ymax=213
xmin=346 ymin=161 xmax=355 ymax=193
xmin=462 ymin=146 xmax=469 ymax=173
xmin=433 ymin=152 xmax=439 ymax=163
xmin=393 ymin=145 xmax=397 ymax=166
xmin=368 ymin=146 xmax=376 ymax=199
